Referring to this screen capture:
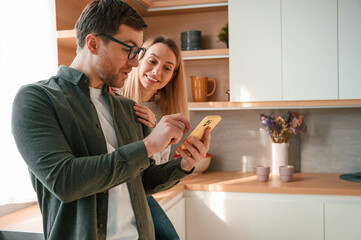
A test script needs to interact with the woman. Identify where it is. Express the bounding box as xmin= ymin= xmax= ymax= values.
xmin=114 ymin=36 xmax=189 ymax=239
xmin=122 ymin=35 xmax=189 ymax=164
